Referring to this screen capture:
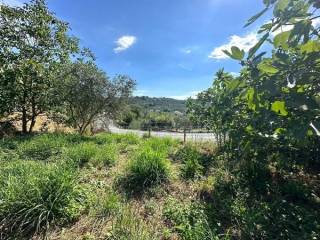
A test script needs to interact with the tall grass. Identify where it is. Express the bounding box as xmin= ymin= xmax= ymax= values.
xmin=123 ymin=146 xmax=172 ymax=191
xmin=0 ymin=160 xmax=86 ymax=238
